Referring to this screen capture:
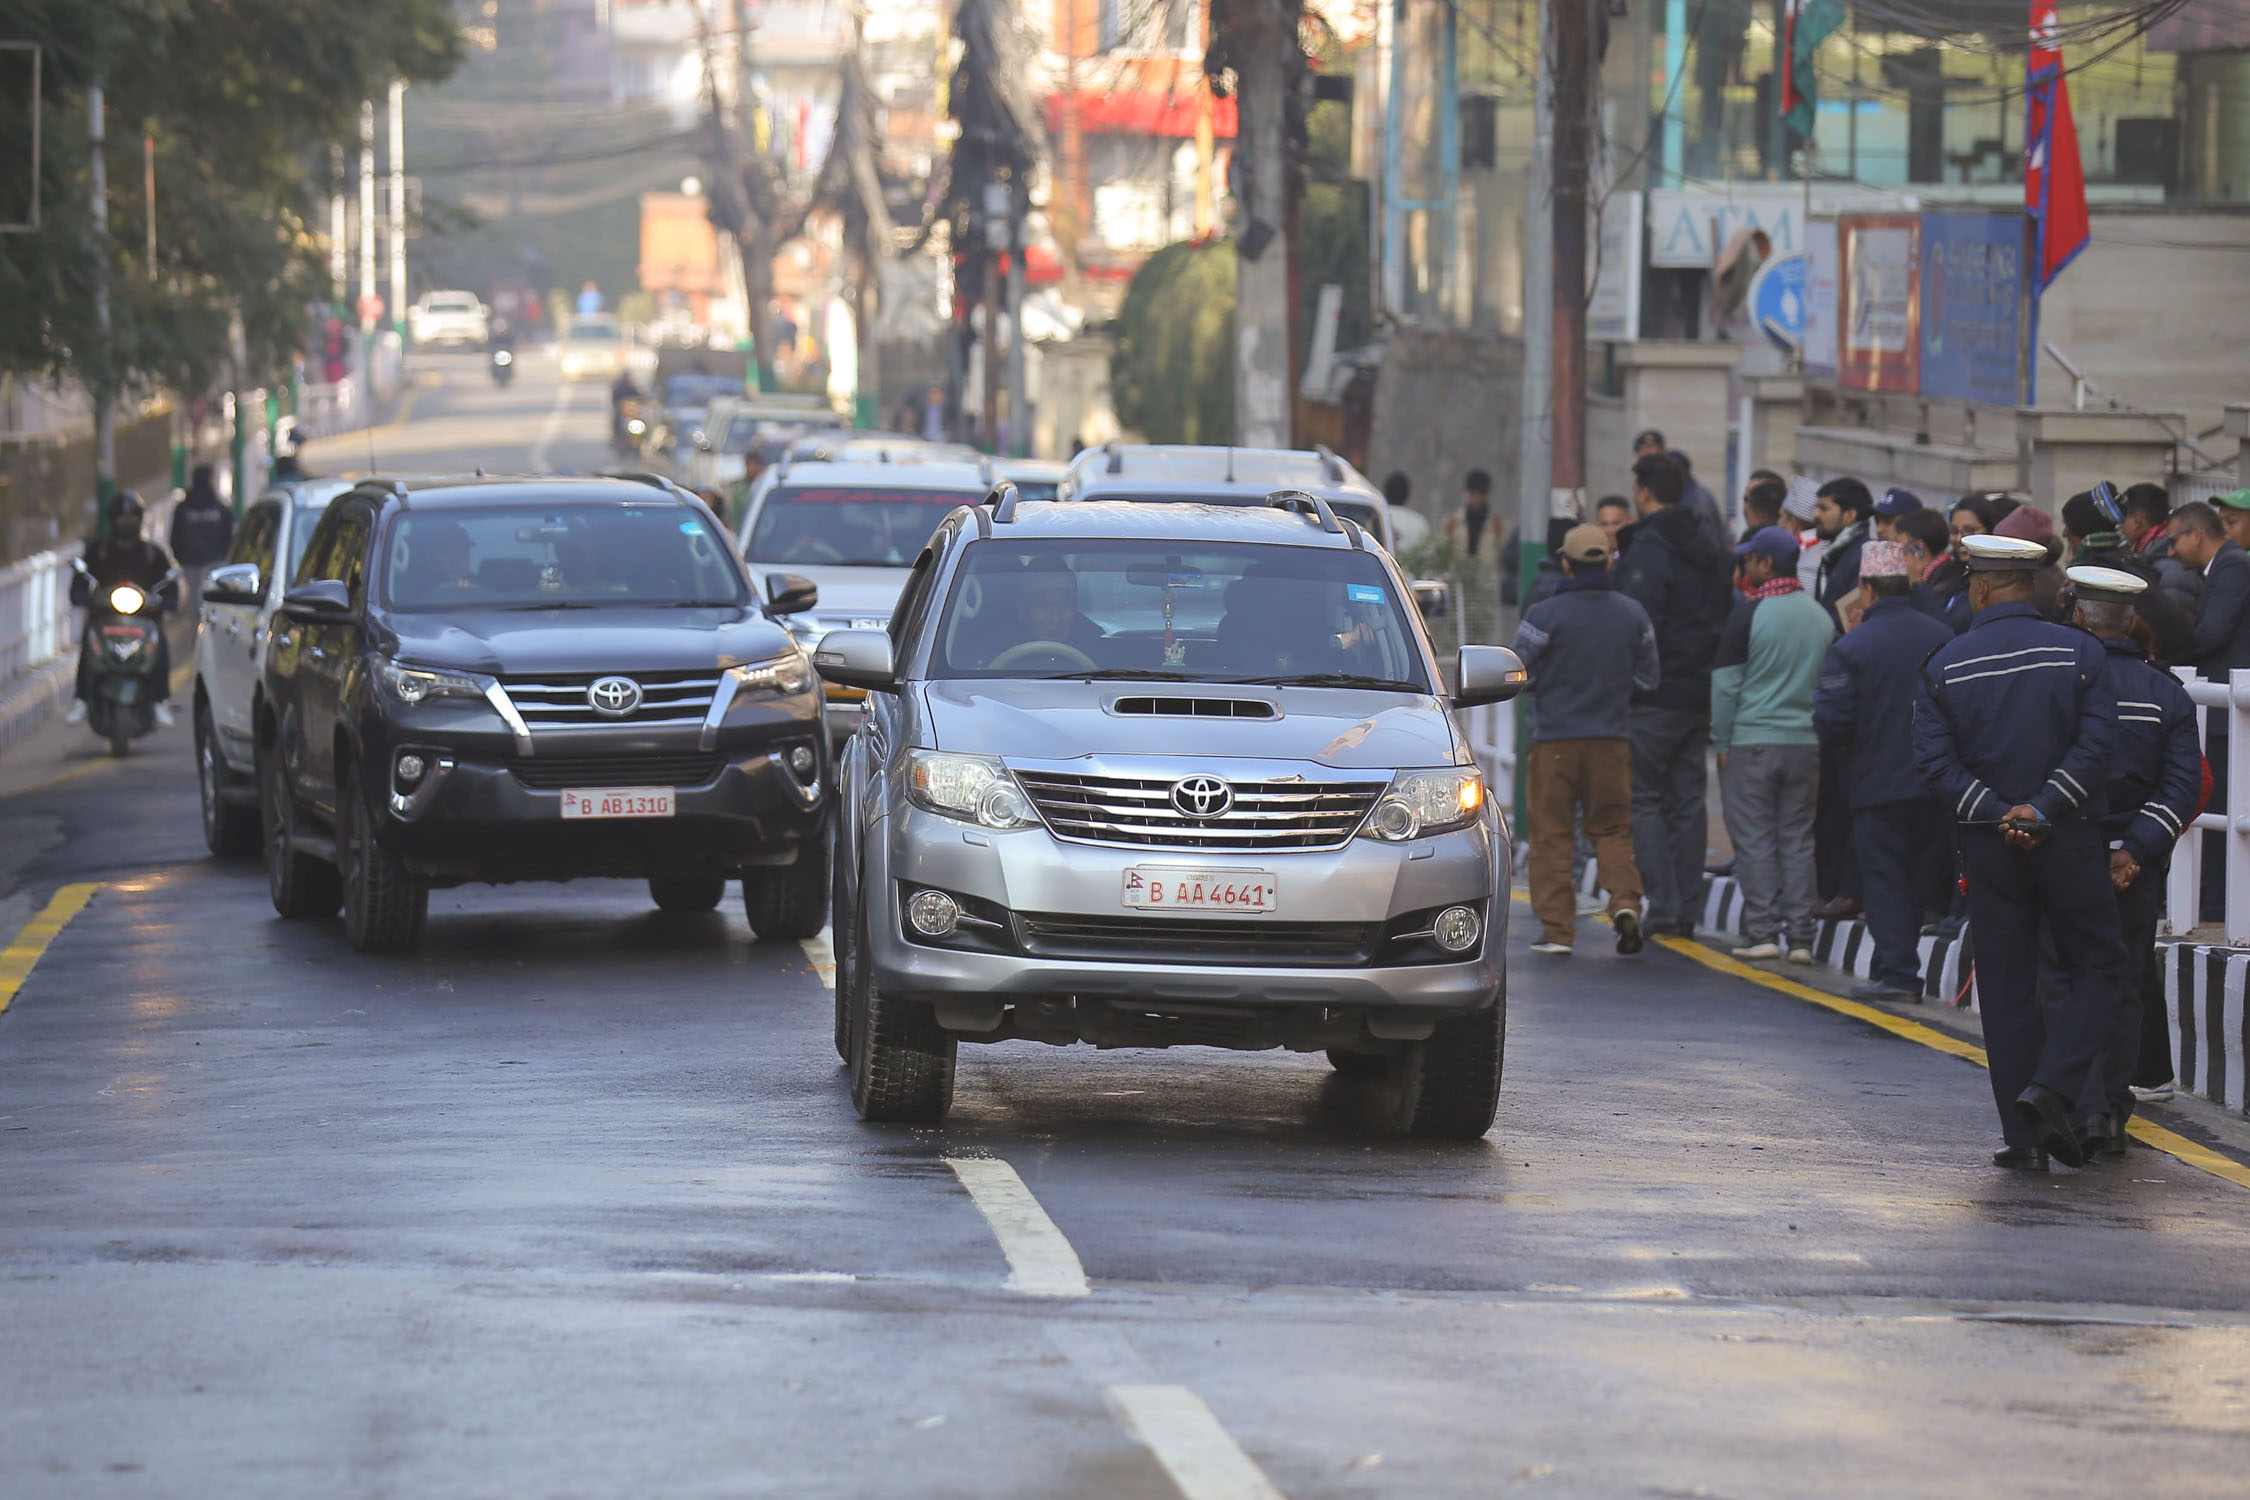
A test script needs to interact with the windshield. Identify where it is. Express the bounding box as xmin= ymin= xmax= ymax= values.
xmin=666 ymin=374 xmax=745 ymax=408
xmin=746 ymin=485 xmax=981 ymax=568
xmin=928 ymin=538 xmax=1431 ymax=688
xmin=426 ymin=296 xmax=476 ymax=313
xmin=570 ymin=319 xmax=620 ymax=343
xmin=381 ymin=503 xmax=746 ymax=612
